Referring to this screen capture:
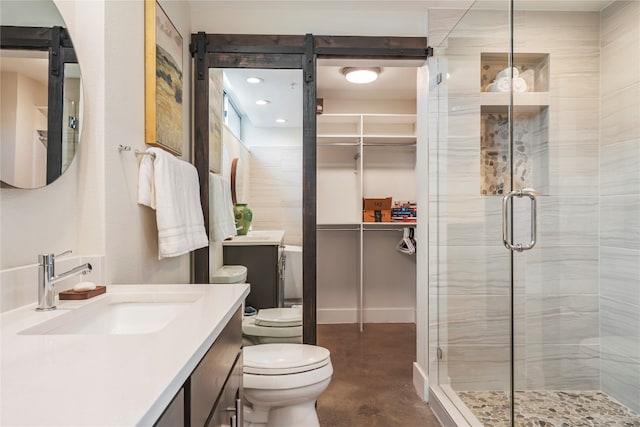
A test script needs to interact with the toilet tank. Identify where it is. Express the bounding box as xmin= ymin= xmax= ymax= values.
xmin=283 ymin=245 xmax=303 ymax=303
xmin=211 ymin=265 xmax=248 ymax=284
